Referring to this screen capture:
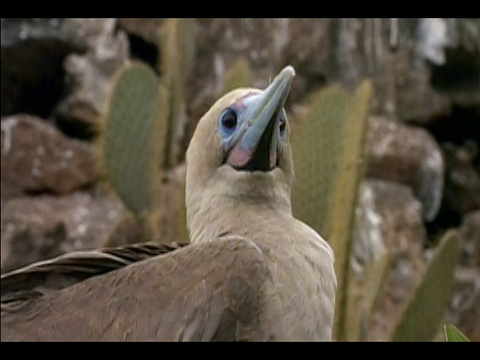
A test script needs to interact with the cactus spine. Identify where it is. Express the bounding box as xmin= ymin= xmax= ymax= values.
xmin=222 ymin=57 xmax=254 ymax=94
